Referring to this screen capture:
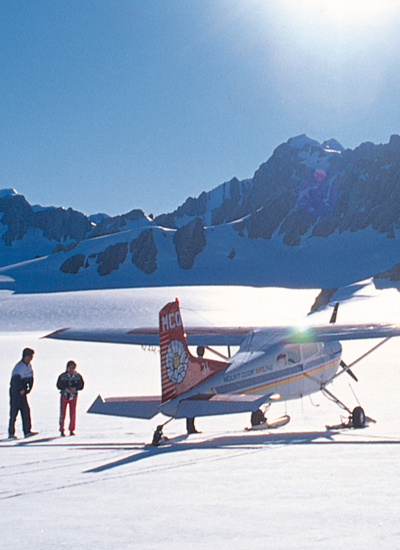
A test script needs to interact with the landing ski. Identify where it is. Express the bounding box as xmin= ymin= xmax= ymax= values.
xmin=246 ymin=414 xmax=290 ymax=431
xmin=326 ymin=416 xmax=376 ymax=431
